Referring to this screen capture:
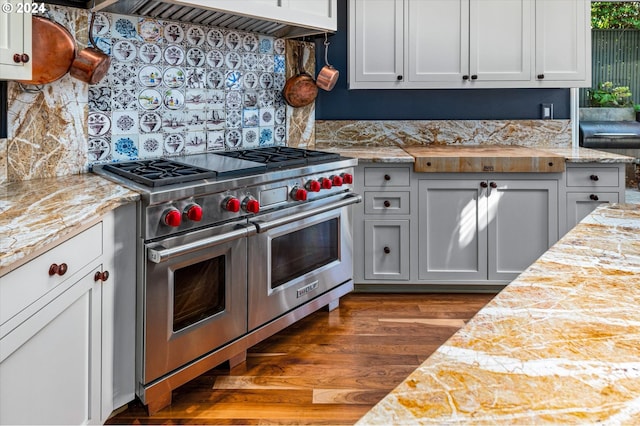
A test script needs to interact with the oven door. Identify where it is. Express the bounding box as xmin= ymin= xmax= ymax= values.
xmin=247 ymin=193 xmax=361 ymax=330
xmin=142 ymin=221 xmax=252 ymax=384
